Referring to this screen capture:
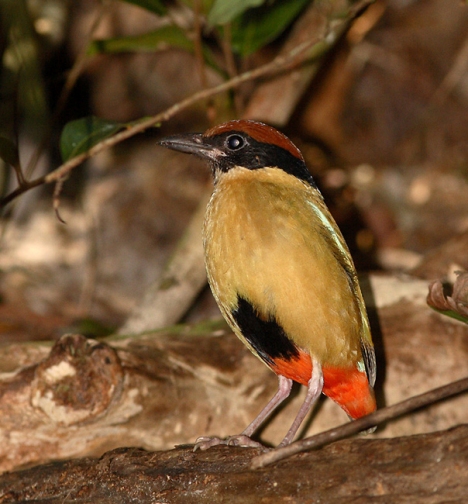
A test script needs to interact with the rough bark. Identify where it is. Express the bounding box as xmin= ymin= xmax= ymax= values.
xmin=1 ymin=425 xmax=468 ymax=503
